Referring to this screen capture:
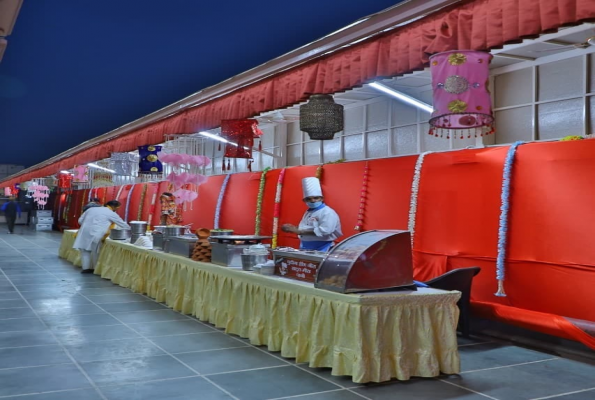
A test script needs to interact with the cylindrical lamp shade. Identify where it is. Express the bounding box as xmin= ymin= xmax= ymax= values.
xmin=300 ymin=94 xmax=344 ymax=140
xmin=138 ymin=145 xmax=163 ymax=174
xmin=429 ymin=51 xmax=494 ymax=138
